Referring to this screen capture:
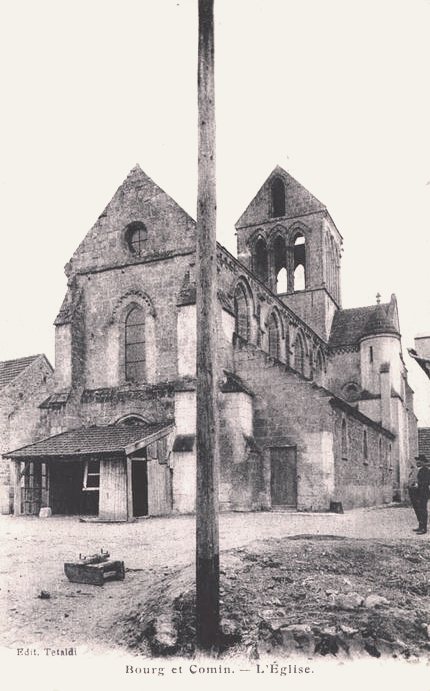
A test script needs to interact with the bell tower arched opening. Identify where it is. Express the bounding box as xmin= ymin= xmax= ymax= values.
xmin=273 ymin=234 xmax=288 ymax=294
xmin=293 ymin=234 xmax=306 ymax=291
xmin=270 ymin=177 xmax=286 ymax=218
xmin=253 ymin=237 xmax=268 ymax=283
